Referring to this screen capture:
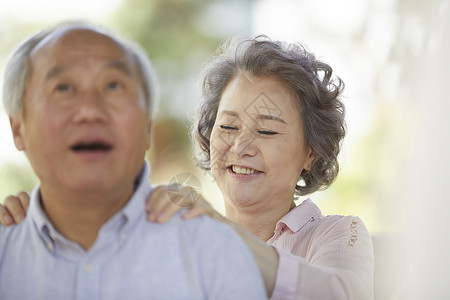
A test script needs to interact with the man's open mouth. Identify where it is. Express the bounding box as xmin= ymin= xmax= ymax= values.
xmin=71 ymin=141 xmax=113 ymax=152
